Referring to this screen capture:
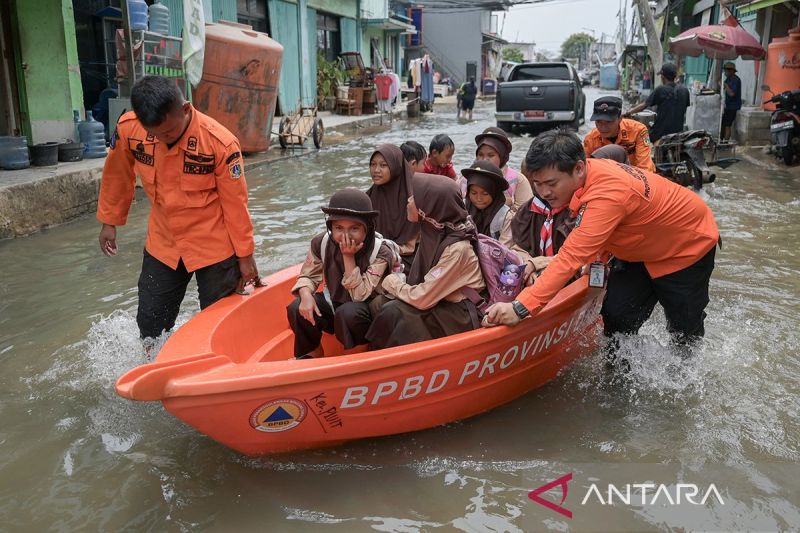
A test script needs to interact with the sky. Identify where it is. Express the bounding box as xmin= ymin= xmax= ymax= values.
xmin=497 ymin=0 xmax=625 ymax=55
